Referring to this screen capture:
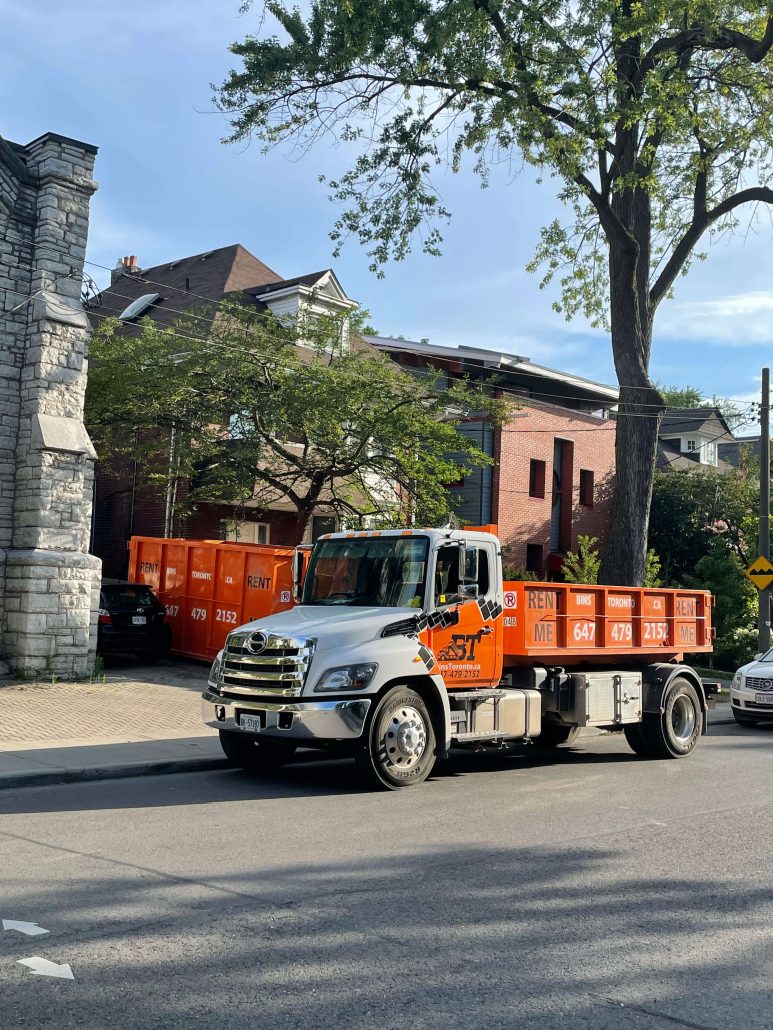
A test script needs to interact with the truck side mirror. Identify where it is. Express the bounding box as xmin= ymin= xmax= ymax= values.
xmin=292 ymin=549 xmax=305 ymax=602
